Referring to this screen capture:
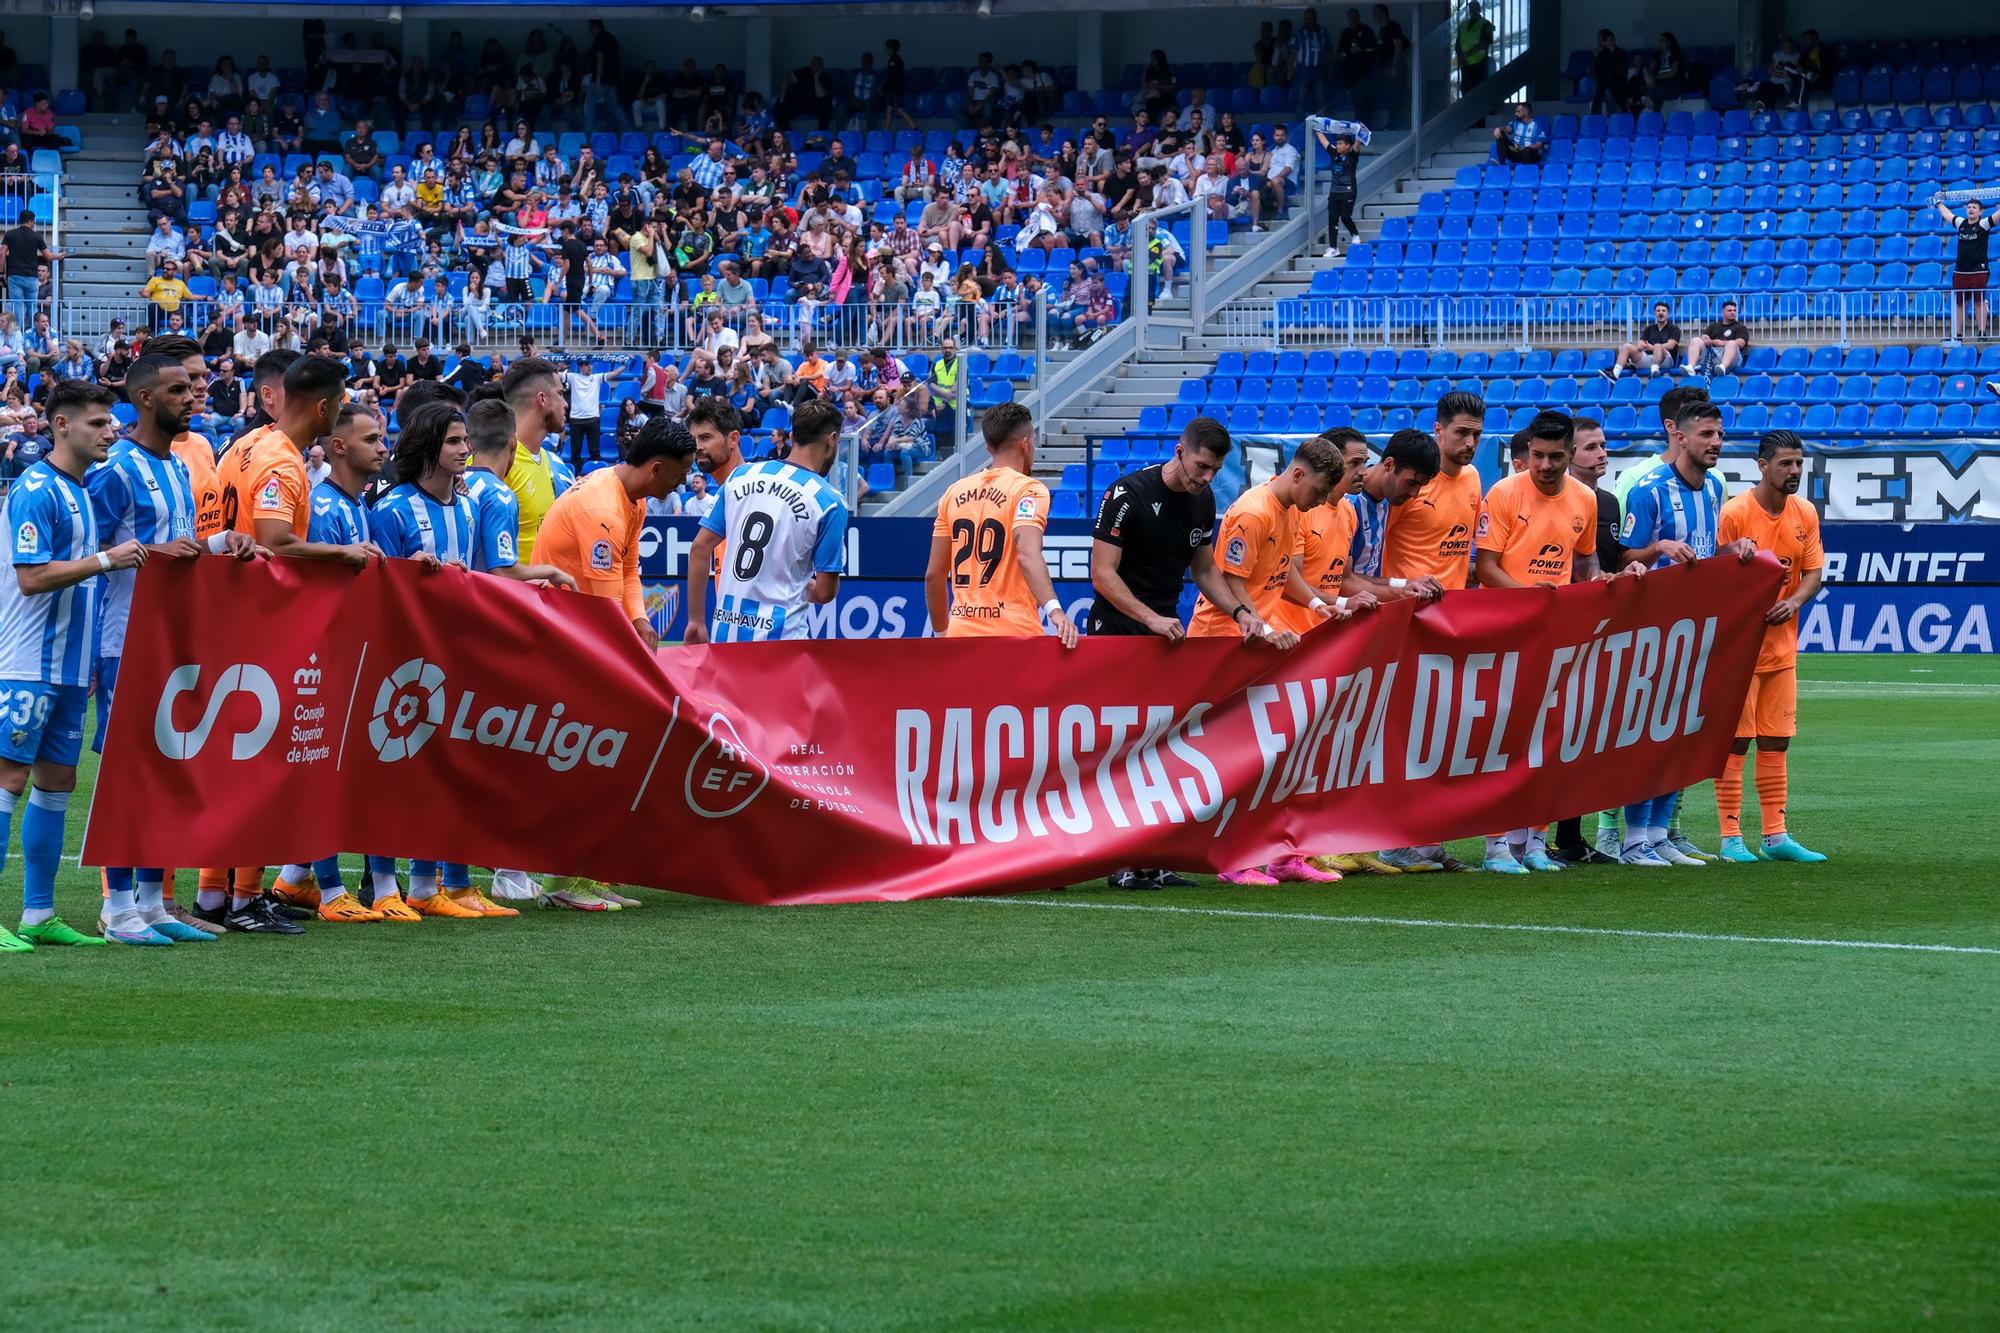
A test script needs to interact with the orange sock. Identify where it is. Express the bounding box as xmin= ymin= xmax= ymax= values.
xmin=162 ymin=868 xmax=178 ymax=903
xmin=1715 ymin=752 xmax=1745 ymax=839
xmin=1755 ymin=749 xmax=1788 ymax=838
xmin=198 ymin=868 xmax=231 ymax=896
